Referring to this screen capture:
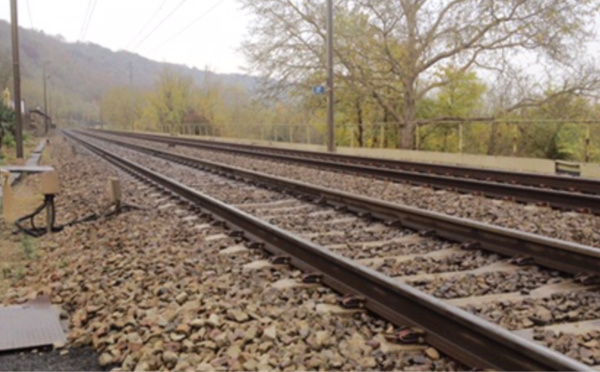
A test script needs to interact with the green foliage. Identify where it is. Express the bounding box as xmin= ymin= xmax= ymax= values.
xmin=102 ymin=87 xmax=145 ymax=130
xmin=0 ymin=102 xmax=15 ymax=157
xmin=514 ymin=95 xmax=598 ymax=160
xmin=418 ymin=68 xmax=487 ymax=152
xmin=431 ymin=67 xmax=487 ymax=118
xmin=150 ymin=68 xmax=194 ymax=134
xmin=19 ymin=236 xmax=37 ymax=260
xmin=2 ymin=130 xmax=15 ymax=147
